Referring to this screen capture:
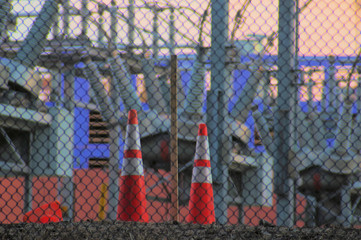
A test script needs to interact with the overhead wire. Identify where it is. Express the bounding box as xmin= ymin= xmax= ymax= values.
xmin=345 ymin=46 xmax=361 ymax=98
xmin=230 ymin=0 xmax=252 ymax=43
xmin=197 ymin=1 xmax=210 ymax=46
xmin=260 ymin=0 xmax=315 ymax=57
